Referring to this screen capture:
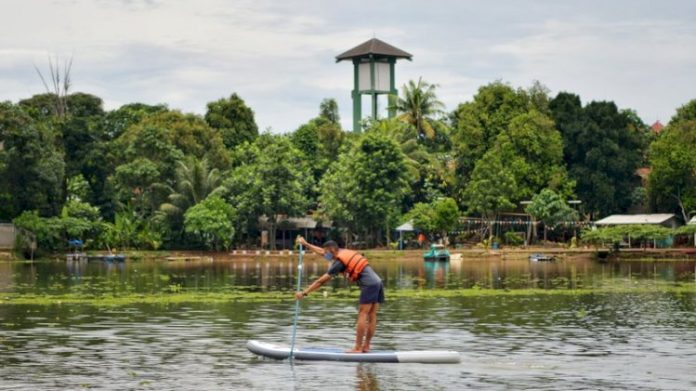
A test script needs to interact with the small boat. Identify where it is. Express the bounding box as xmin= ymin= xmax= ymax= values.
xmin=423 ymin=244 xmax=450 ymax=262
xmin=528 ymin=253 xmax=555 ymax=262
xmin=104 ymin=254 xmax=126 ymax=262
xmin=246 ymin=340 xmax=460 ymax=364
